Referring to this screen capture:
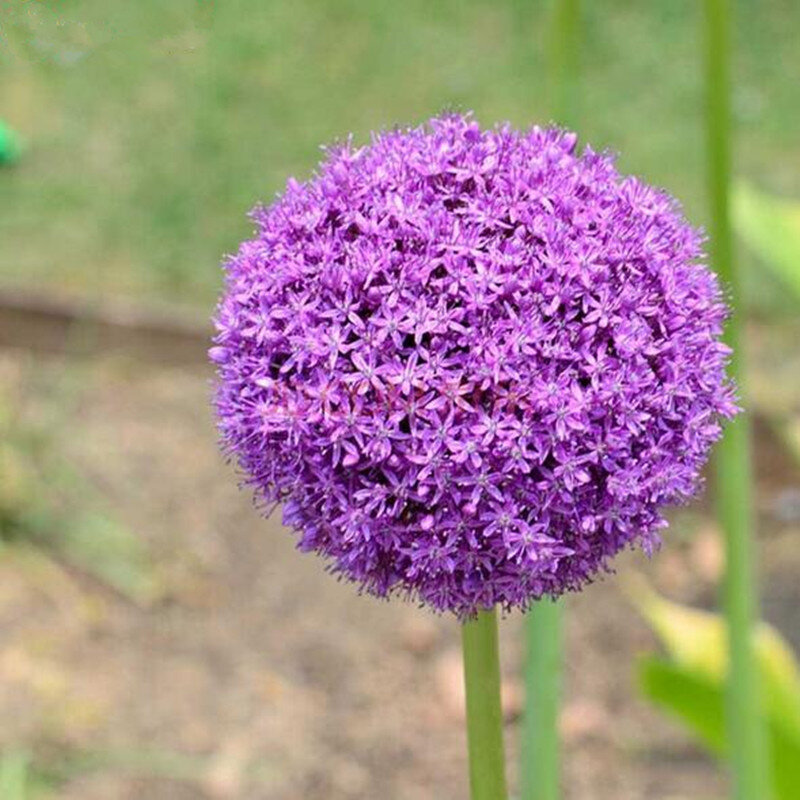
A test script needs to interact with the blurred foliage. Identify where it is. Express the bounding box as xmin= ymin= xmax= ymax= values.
xmin=0 ymin=0 xmax=798 ymax=304
xmin=6 ymin=743 xmax=281 ymax=796
xmin=735 ymin=181 xmax=800 ymax=305
xmin=0 ymin=750 xmax=53 ymax=800
xmin=0 ymin=751 xmax=32 ymax=800
xmin=0 ymin=743 xmax=272 ymax=797
xmin=733 ymin=182 xmax=800 ymax=466
xmin=634 ymin=584 xmax=800 ymax=800
xmin=0 ymin=119 xmax=24 ymax=165
xmin=0 ymin=387 xmax=159 ymax=605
